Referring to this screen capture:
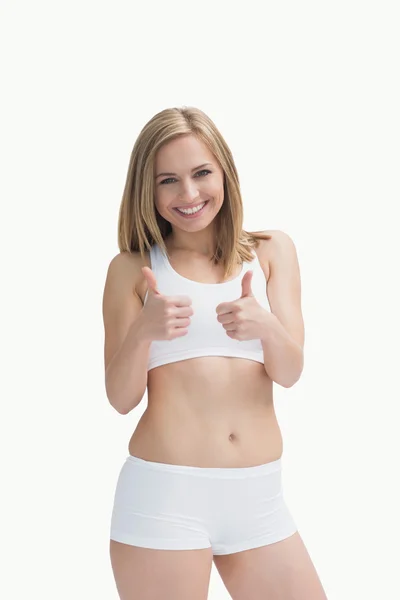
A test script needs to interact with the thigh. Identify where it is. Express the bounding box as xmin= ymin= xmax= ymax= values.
xmin=110 ymin=540 xmax=213 ymax=600
xmin=213 ymin=531 xmax=328 ymax=600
